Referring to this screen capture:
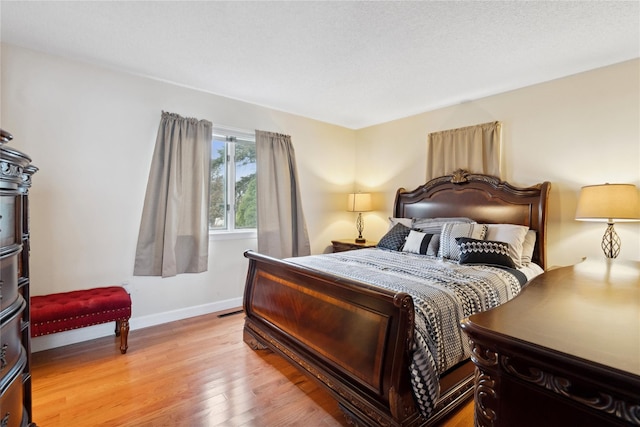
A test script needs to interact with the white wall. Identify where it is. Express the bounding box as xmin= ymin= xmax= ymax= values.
xmin=1 ymin=44 xmax=357 ymax=350
xmin=2 ymin=44 xmax=639 ymax=350
xmin=356 ymin=59 xmax=640 ymax=267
